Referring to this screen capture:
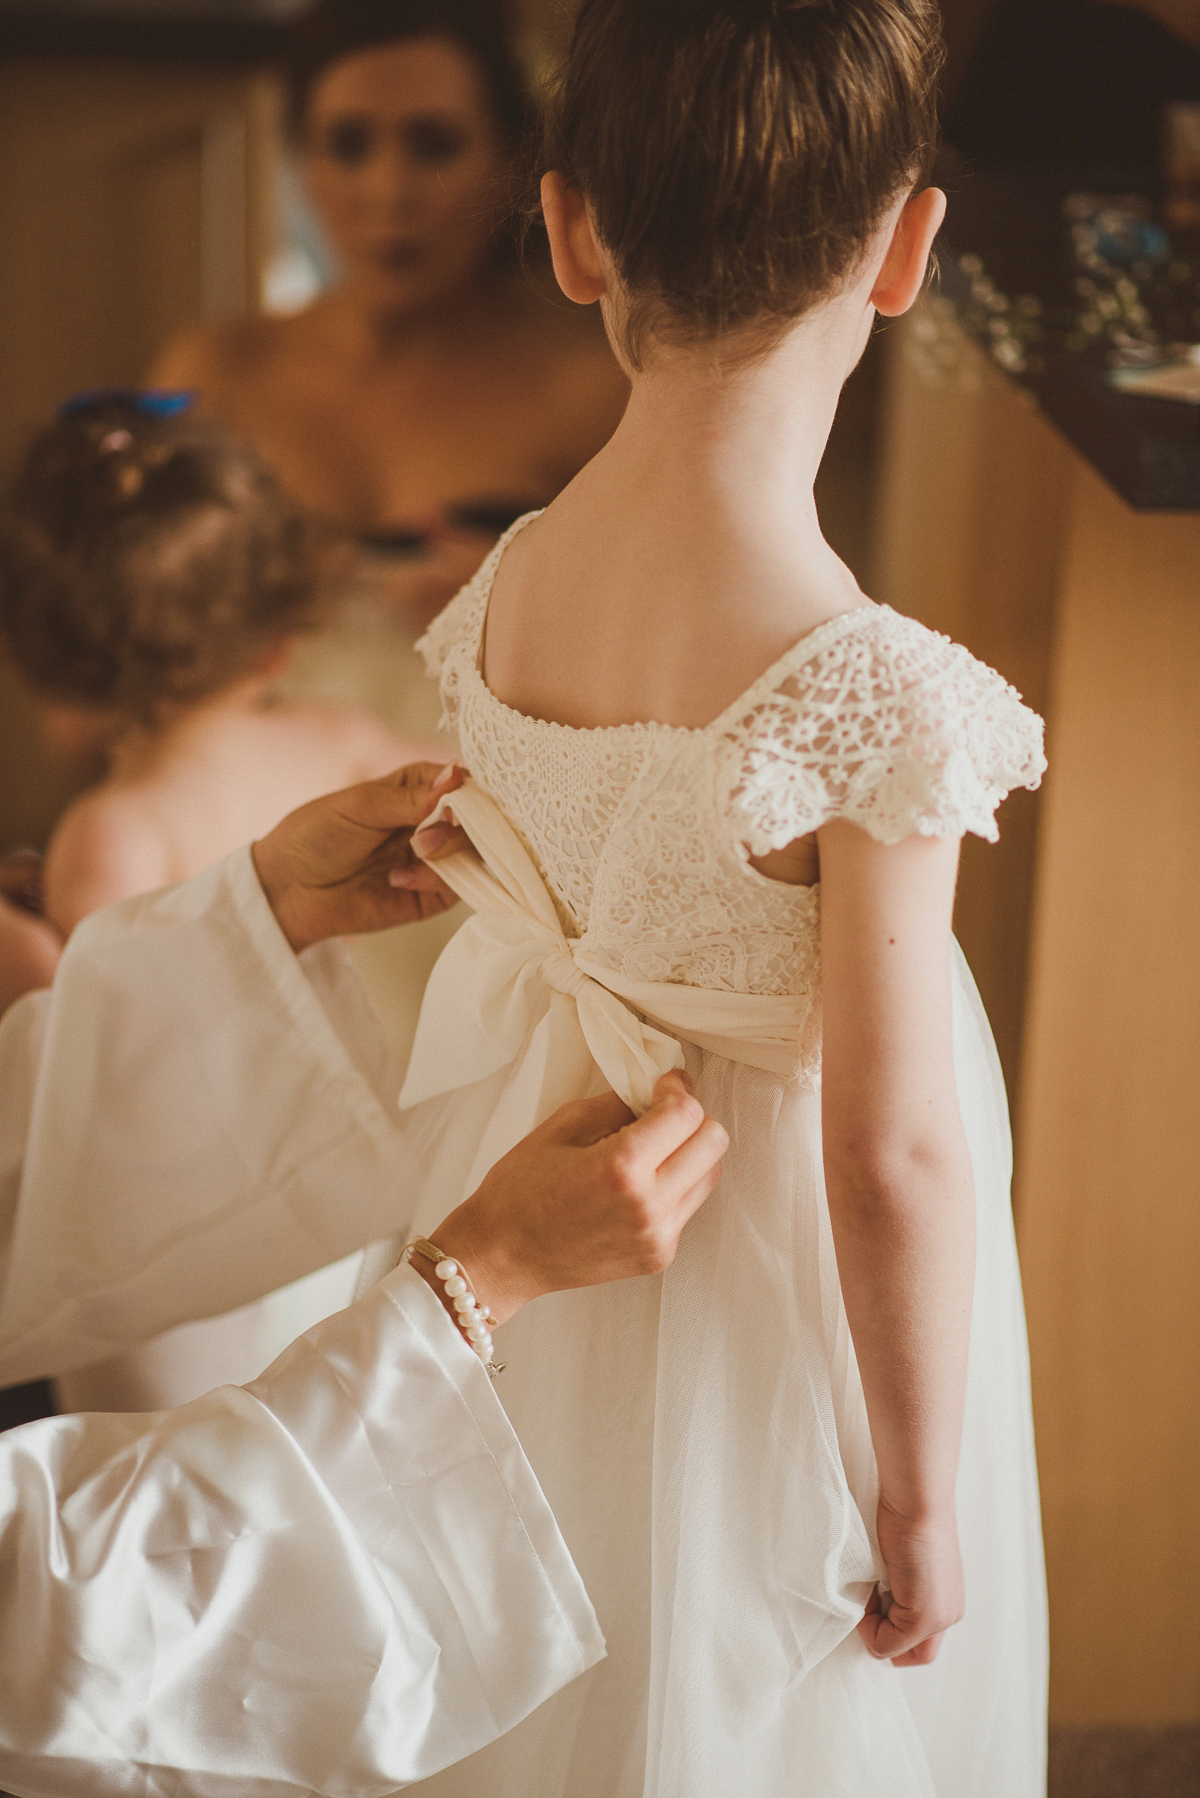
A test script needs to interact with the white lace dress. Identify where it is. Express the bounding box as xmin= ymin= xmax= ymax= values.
xmin=391 ymin=519 xmax=1049 ymax=1798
